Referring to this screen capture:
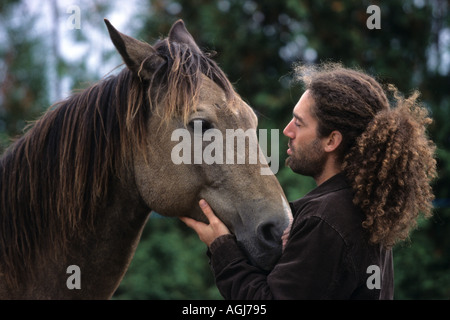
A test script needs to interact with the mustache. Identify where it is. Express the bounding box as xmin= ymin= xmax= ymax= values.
xmin=288 ymin=140 xmax=294 ymax=151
